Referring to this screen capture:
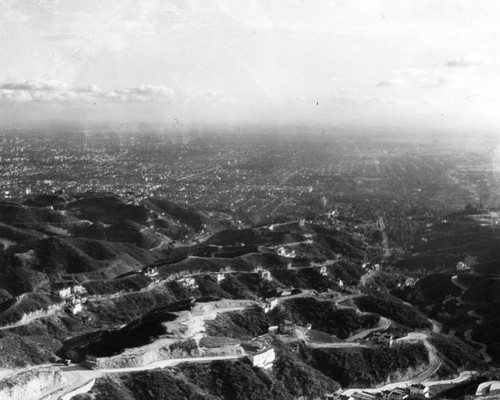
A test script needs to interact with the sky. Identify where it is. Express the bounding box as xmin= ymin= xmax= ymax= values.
xmin=1 ymin=0 xmax=500 ymax=131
